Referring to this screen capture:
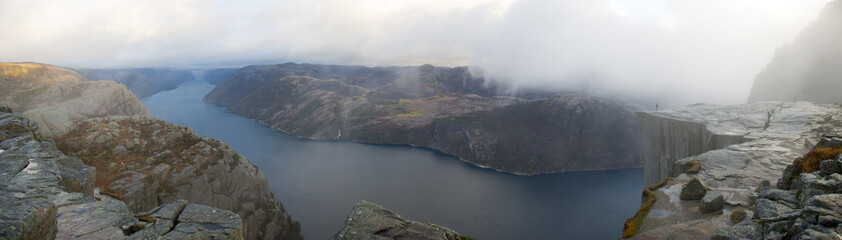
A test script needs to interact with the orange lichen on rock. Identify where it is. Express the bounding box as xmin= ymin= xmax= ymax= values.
xmin=622 ymin=177 xmax=672 ymax=238
xmin=798 ymin=147 xmax=842 ymax=173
